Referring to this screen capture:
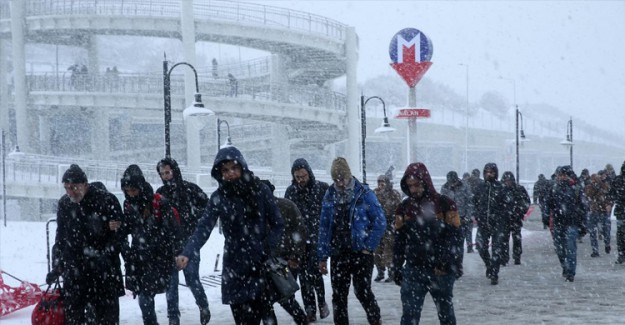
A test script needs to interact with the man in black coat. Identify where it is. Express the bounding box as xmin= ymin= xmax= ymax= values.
xmin=156 ymin=157 xmax=210 ymax=325
xmin=609 ymin=161 xmax=625 ymax=263
xmin=48 ymin=164 xmax=125 ymax=325
xmin=501 ymin=171 xmax=530 ymax=265
xmin=284 ymin=158 xmax=330 ymax=322
xmin=474 ymin=163 xmax=507 ymax=285
xmin=533 ymin=174 xmax=551 ymax=229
